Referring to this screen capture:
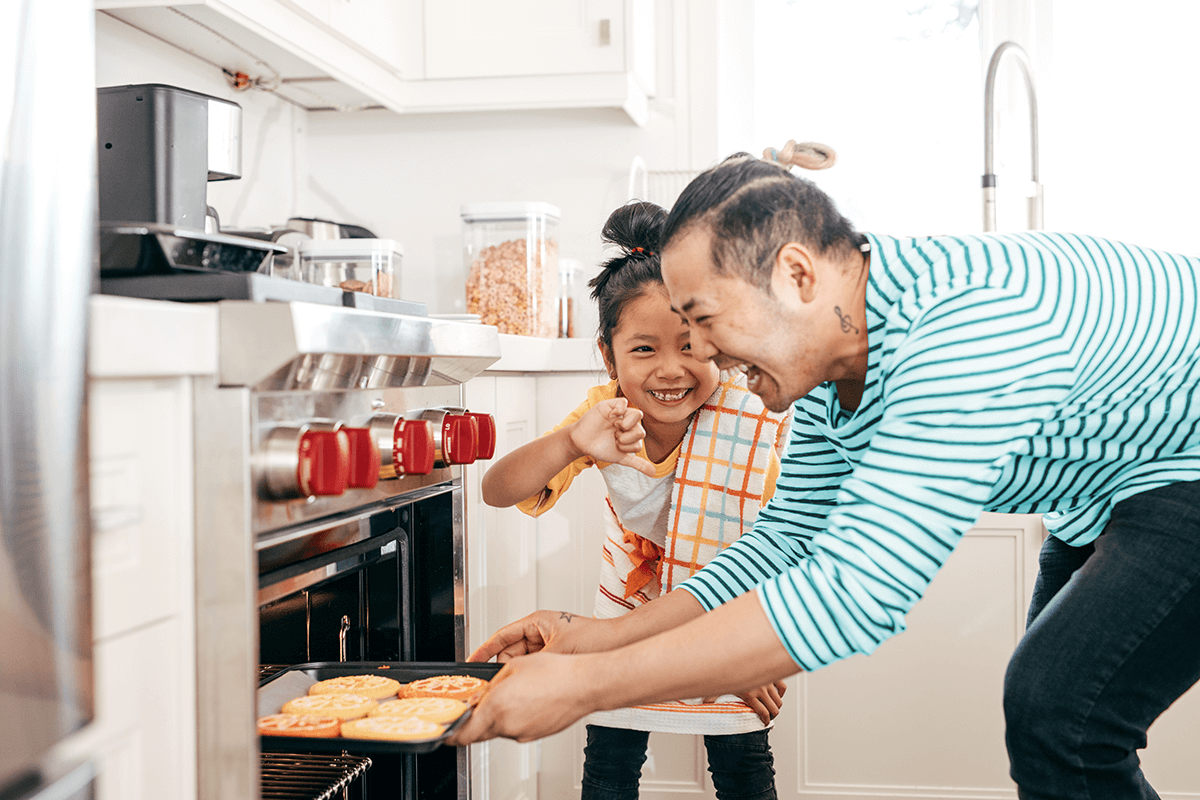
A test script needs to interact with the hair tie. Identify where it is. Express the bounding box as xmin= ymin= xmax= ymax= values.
xmin=631 ymin=246 xmax=654 ymax=256
xmin=763 ymin=139 xmax=837 ymax=171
